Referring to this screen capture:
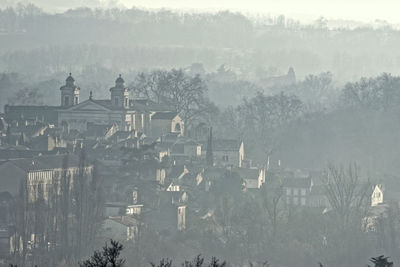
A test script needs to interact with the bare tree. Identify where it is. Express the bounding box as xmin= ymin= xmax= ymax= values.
xmin=260 ymin=181 xmax=284 ymax=240
xmin=79 ymin=239 xmax=125 ymax=267
xmin=323 ymin=163 xmax=371 ymax=229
